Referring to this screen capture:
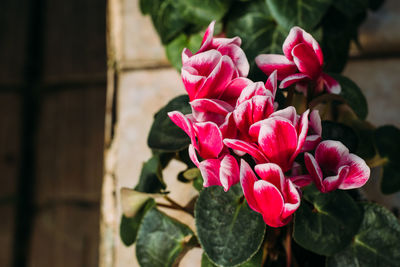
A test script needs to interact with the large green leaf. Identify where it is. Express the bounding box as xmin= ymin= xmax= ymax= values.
xmin=173 ymin=0 xmax=232 ymax=26
xmin=140 ymin=0 xmax=189 ymax=44
xmin=195 ymin=184 xmax=265 ymax=266
xmin=120 ymin=199 xmax=156 ymax=246
xmin=266 ymin=0 xmax=332 ymax=30
xmin=321 ymin=121 xmax=358 ymax=153
xmin=165 ymin=33 xmax=203 ymax=70
xmin=374 ymin=125 xmax=400 ymax=194
xmin=226 ymin=0 xmax=287 ymax=80
xmin=136 ymin=208 xmax=195 ymax=267
xmin=201 ymin=247 xmax=263 ymax=267
xmin=135 ymin=155 xmax=165 ymax=193
xmin=329 ymin=73 xmax=368 ymax=120
xmin=147 ymin=95 xmax=191 ymax=152
xmin=293 ymin=185 xmax=362 ymax=256
xmin=326 ymin=203 xmax=400 ymax=267
xmin=333 ymin=0 xmax=369 ymax=18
